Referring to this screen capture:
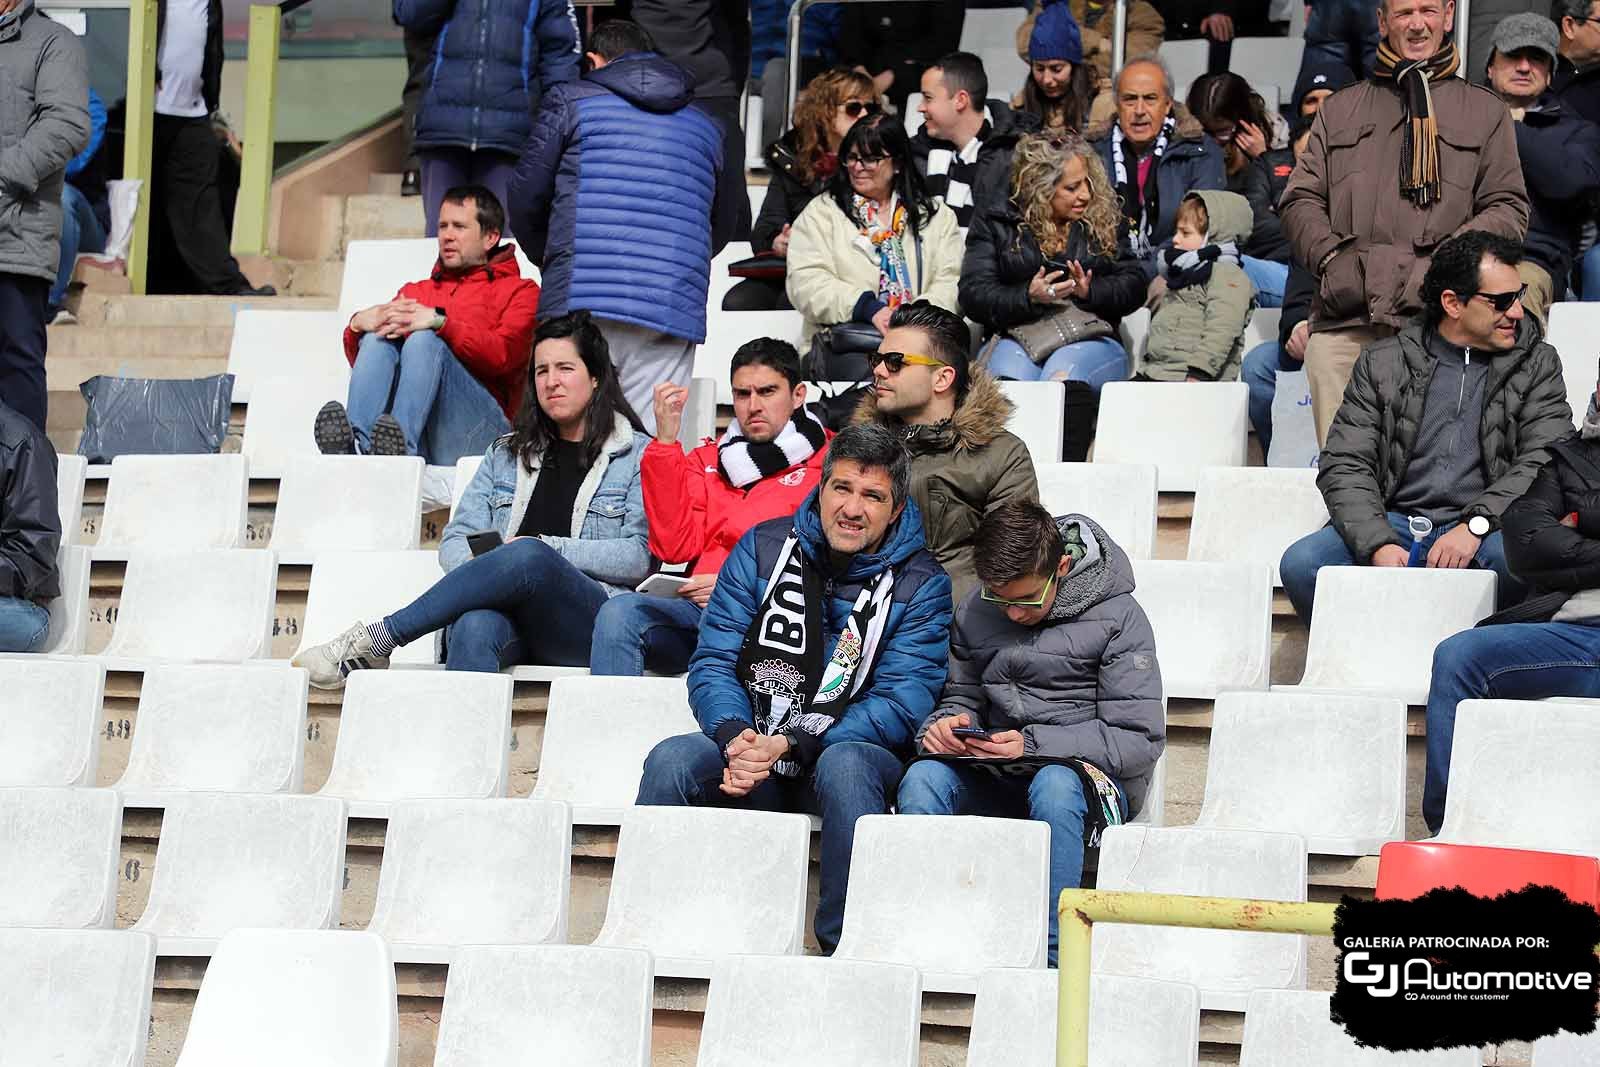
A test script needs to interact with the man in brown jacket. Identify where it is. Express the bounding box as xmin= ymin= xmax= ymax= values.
xmin=1280 ymin=0 xmax=1530 ymax=445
